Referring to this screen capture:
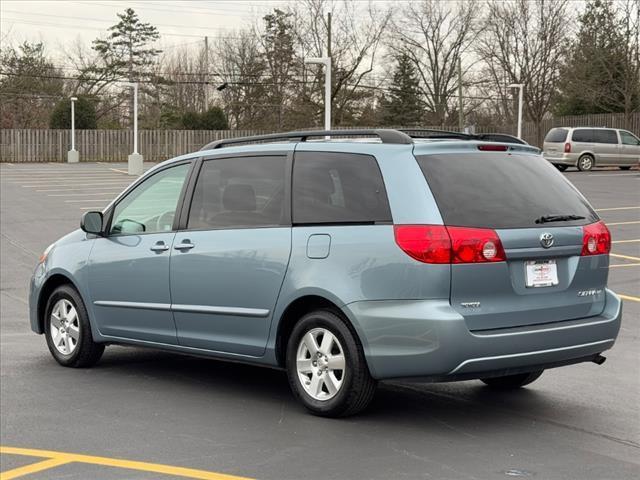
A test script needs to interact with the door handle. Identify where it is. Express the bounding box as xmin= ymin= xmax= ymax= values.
xmin=174 ymin=240 xmax=195 ymax=251
xmin=150 ymin=242 xmax=169 ymax=252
